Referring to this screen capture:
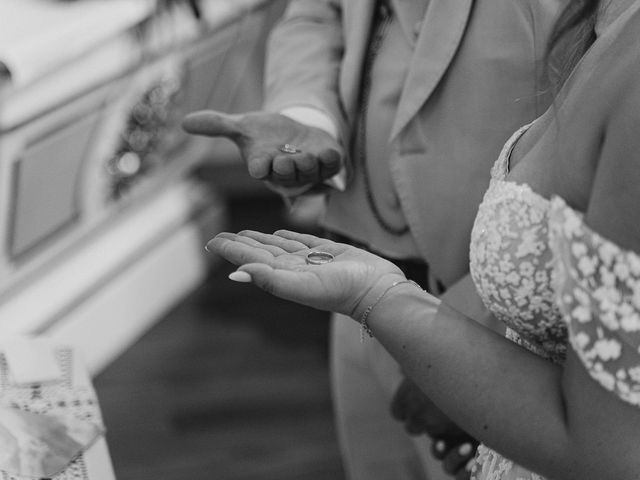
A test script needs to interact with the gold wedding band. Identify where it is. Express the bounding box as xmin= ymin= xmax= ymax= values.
xmin=306 ymin=251 xmax=334 ymax=265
